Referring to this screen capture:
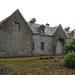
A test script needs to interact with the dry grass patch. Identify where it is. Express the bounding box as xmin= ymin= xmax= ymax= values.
xmin=0 ymin=55 xmax=75 ymax=75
